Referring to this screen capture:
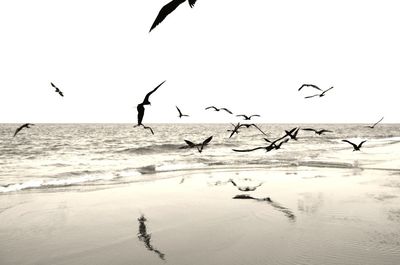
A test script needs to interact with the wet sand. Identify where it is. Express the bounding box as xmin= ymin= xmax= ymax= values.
xmin=1 ymin=167 xmax=400 ymax=265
